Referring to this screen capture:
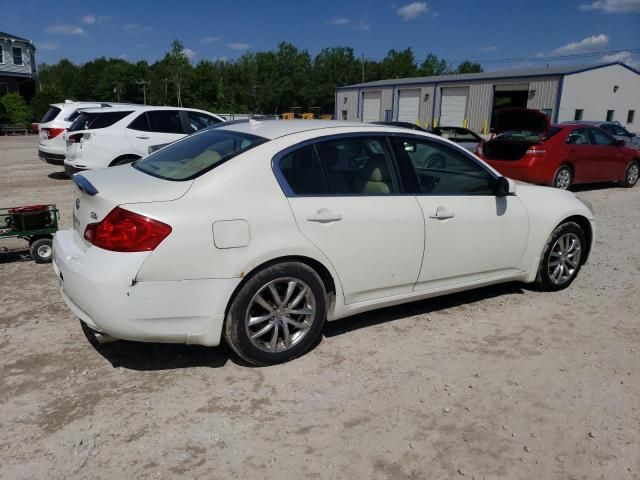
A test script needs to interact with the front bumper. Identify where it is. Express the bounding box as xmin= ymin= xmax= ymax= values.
xmin=52 ymin=229 xmax=239 ymax=347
